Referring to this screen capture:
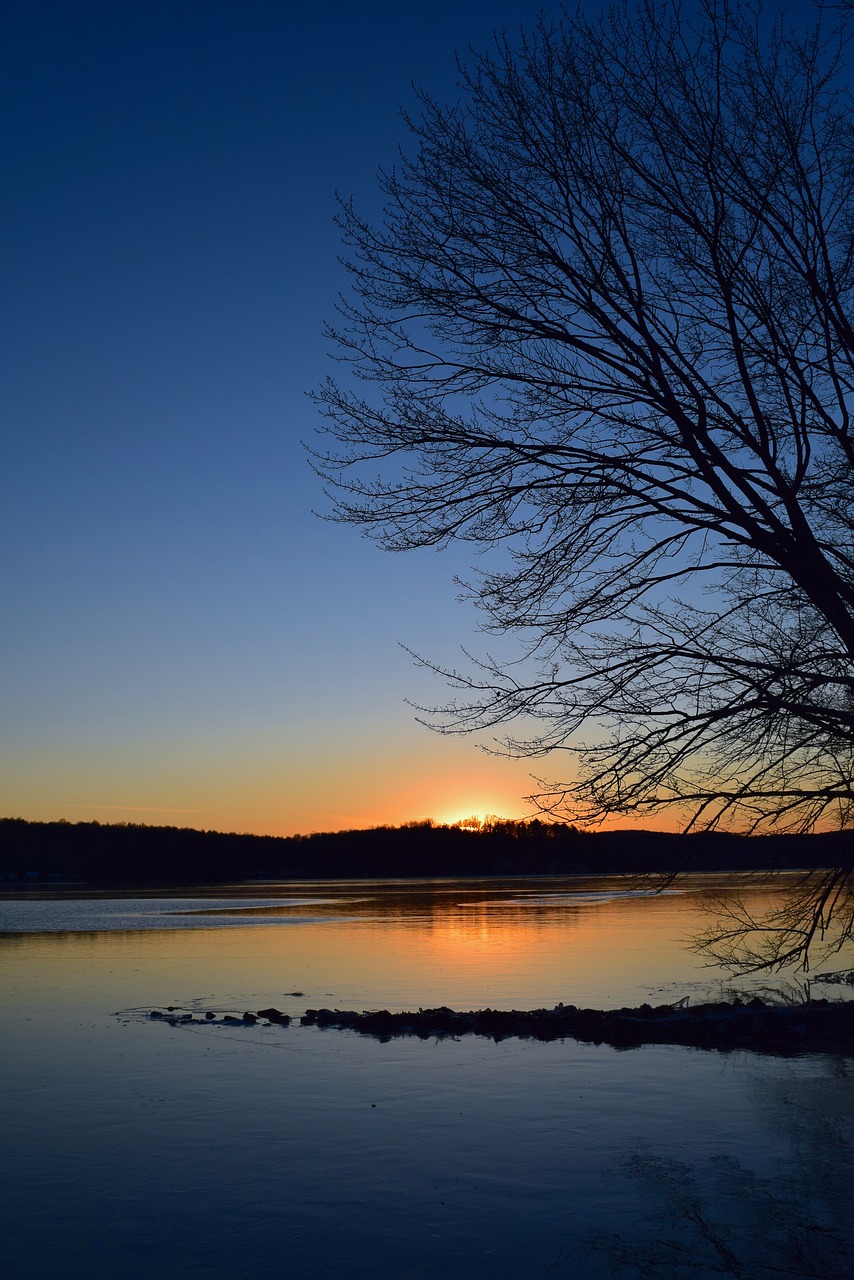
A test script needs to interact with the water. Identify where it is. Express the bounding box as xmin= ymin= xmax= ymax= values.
xmin=1 ymin=875 xmax=852 ymax=1278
